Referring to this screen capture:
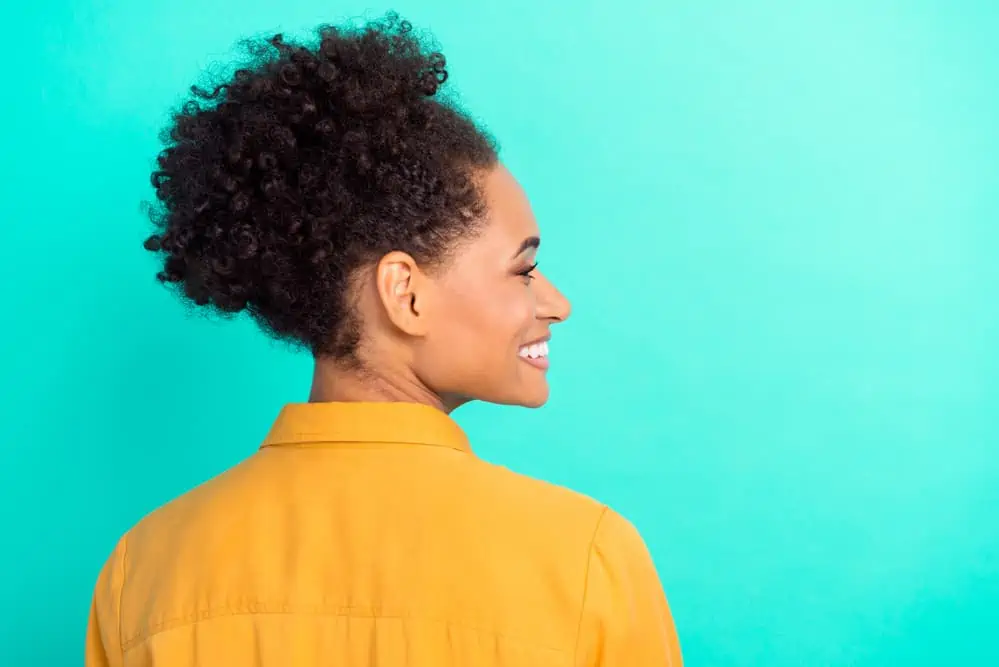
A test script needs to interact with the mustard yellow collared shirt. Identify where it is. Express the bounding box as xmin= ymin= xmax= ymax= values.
xmin=86 ymin=402 xmax=682 ymax=666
